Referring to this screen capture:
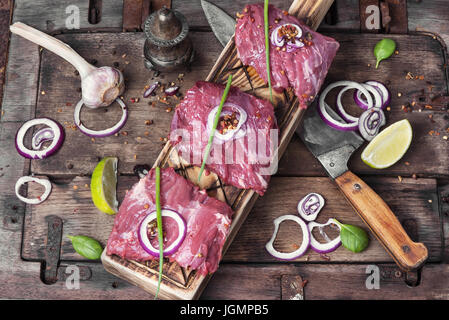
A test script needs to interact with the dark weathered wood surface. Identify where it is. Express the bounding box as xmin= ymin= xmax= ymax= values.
xmin=29 ymin=32 xmax=449 ymax=178
xmin=22 ymin=175 xmax=441 ymax=263
xmin=1 ymin=0 xmax=449 ymax=300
